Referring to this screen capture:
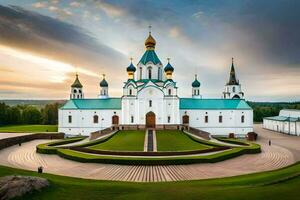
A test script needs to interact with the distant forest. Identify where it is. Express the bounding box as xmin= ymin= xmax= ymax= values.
xmin=0 ymin=100 xmax=300 ymax=125
xmin=247 ymin=101 xmax=300 ymax=122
